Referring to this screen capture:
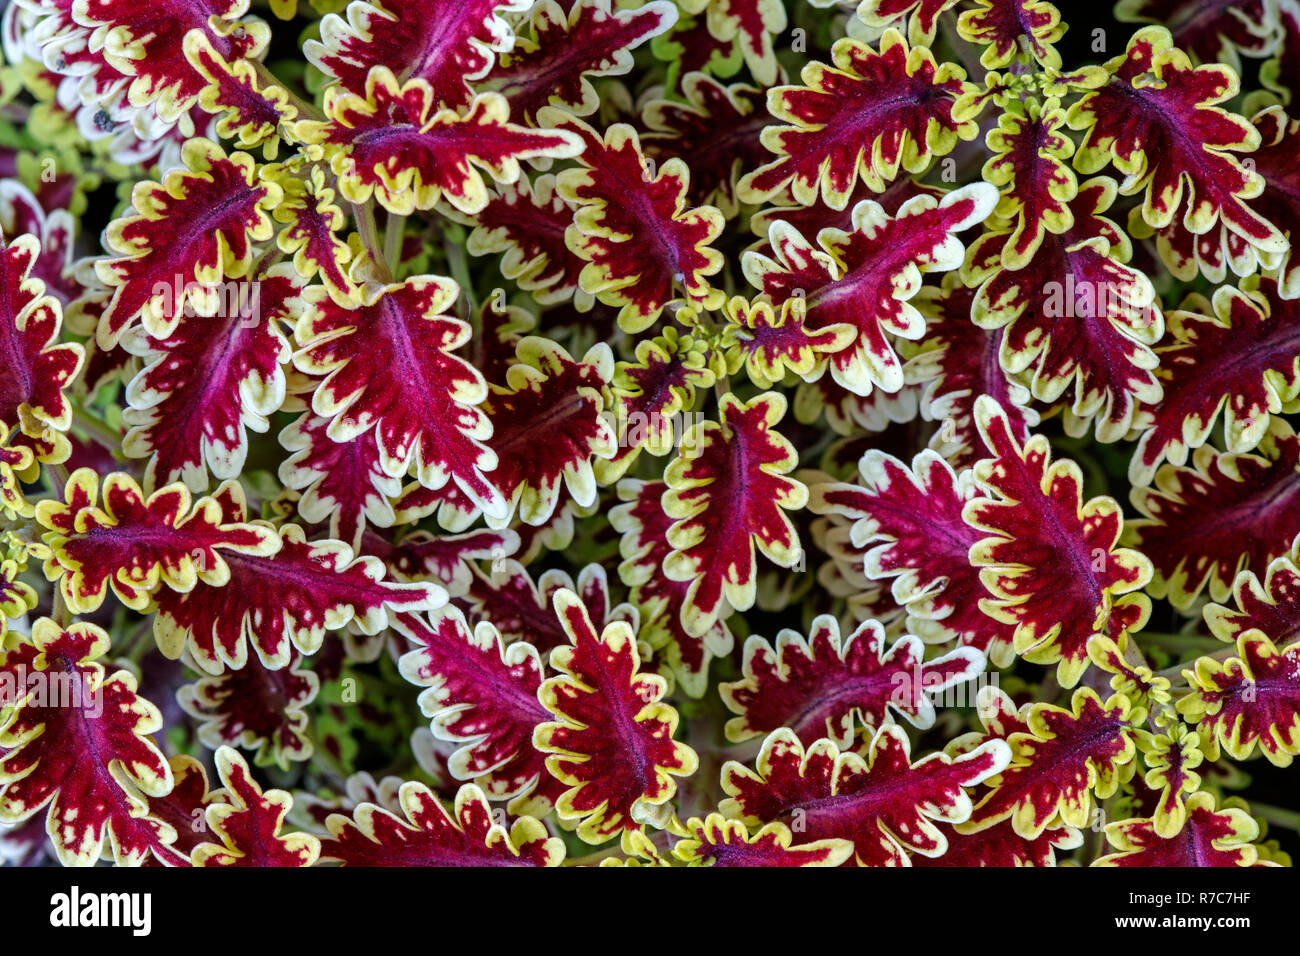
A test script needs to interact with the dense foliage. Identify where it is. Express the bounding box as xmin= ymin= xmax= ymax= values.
xmin=0 ymin=0 xmax=1297 ymax=867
